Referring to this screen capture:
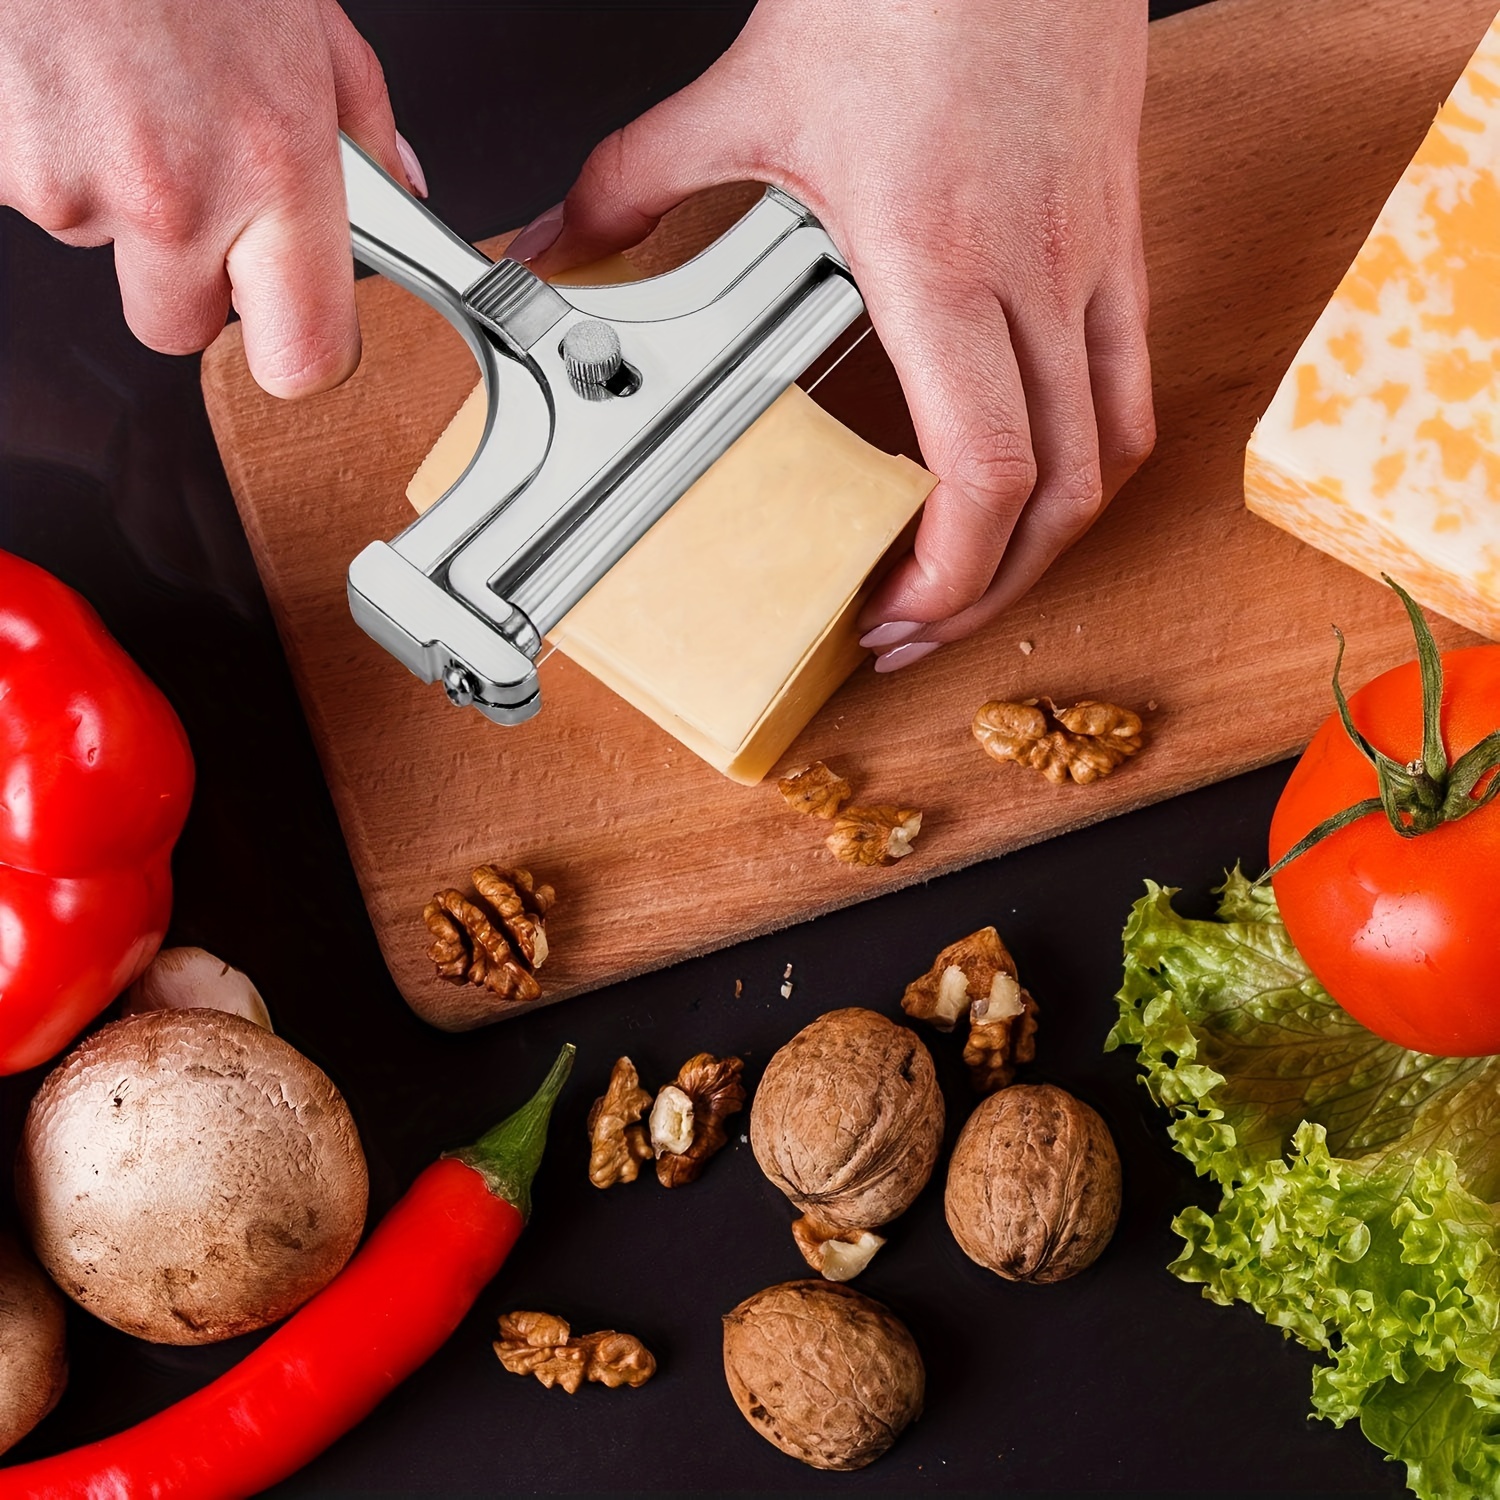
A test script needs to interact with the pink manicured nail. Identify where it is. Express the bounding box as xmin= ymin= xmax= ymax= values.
xmin=507 ymin=202 xmax=565 ymax=263
xmin=395 ymin=132 xmax=428 ymax=199
xmin=859 ymin=620 xmax=922 ymax=650
xmin=874 ymin=641 xmax=940 ymax=673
